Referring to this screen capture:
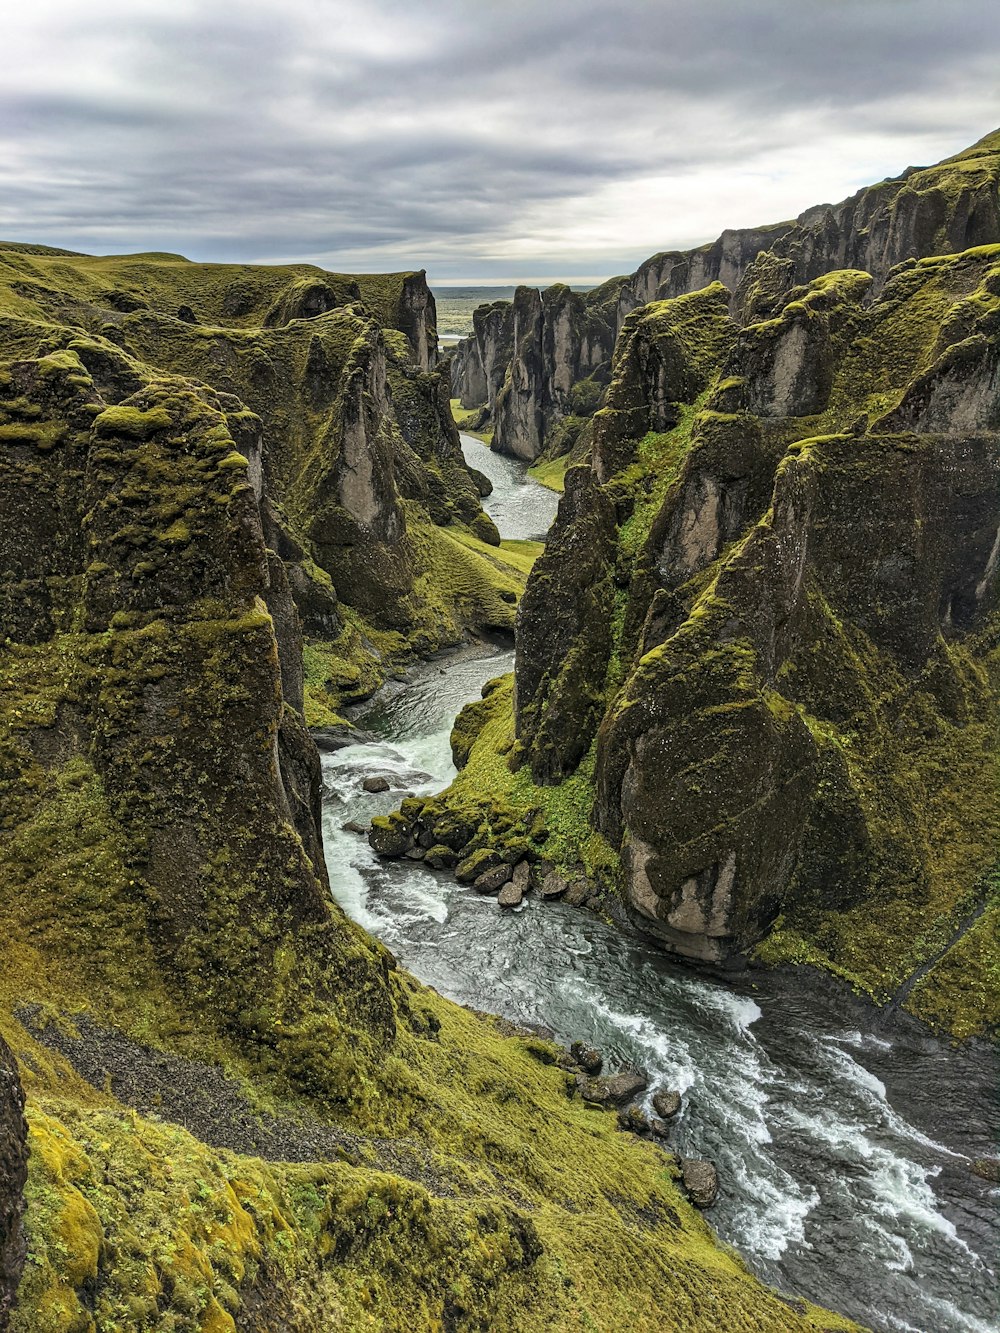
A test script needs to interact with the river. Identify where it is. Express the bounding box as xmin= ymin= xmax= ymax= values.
xmin=319 ymin=433 xmax=999 ymax=1333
